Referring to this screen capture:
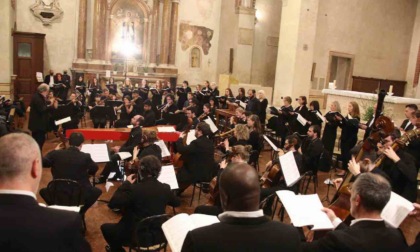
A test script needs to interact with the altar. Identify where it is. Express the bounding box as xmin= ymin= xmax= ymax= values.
xmin=322 ymin=89 xmax=420 ymax=126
